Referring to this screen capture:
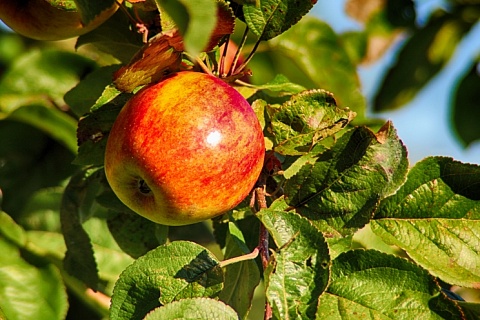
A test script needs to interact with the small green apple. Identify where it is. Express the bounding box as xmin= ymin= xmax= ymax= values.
xmin=105 ymin=71 xmax=265 ymax=225
xmin=0 ymin=0 xmax=120 ymax=41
